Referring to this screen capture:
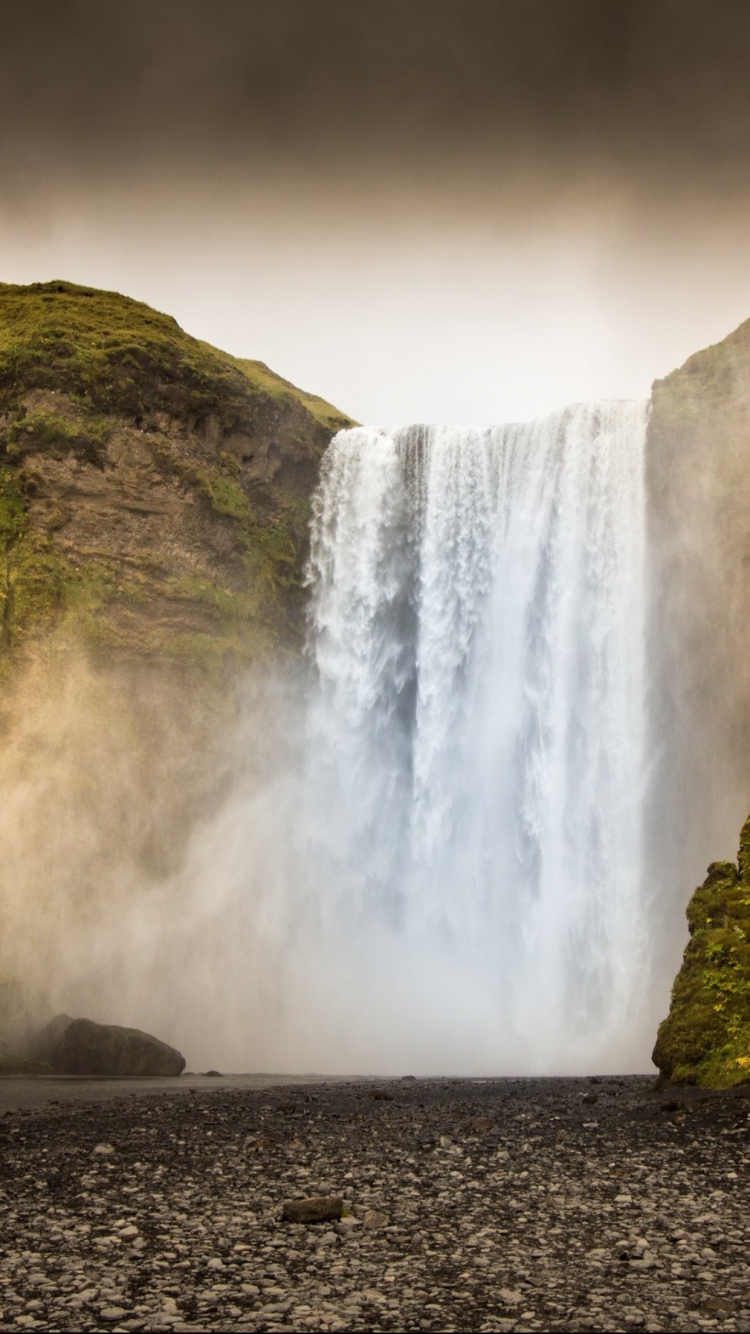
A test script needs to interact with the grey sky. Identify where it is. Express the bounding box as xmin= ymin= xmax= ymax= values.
xmin=3 ymin=1 xmax=750 ymax=422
